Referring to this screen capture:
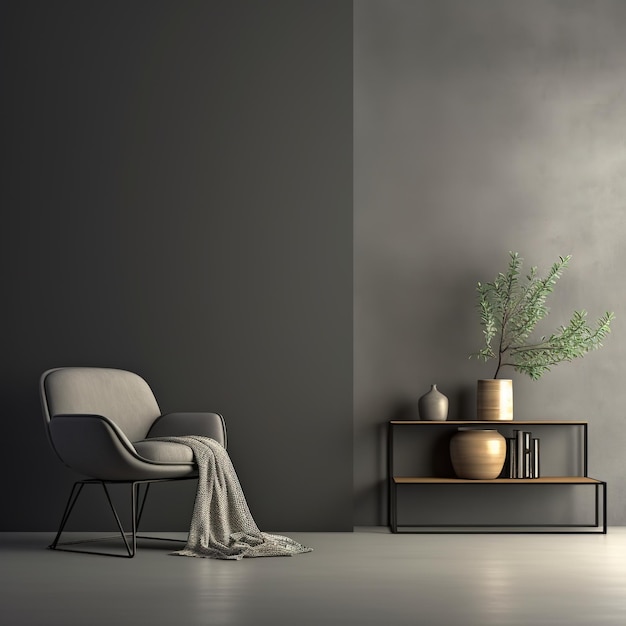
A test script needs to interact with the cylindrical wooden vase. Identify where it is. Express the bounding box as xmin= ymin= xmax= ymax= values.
xmin=449 ymin=429 xmax=507 ymax=479
xmin=477 ymin=379 xmax=513 ymax=421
